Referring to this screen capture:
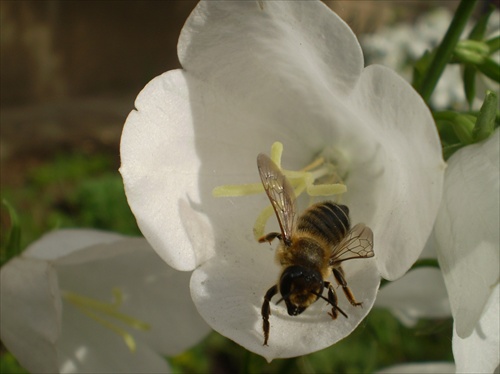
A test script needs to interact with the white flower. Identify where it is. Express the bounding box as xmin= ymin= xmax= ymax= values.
xmin=453 ymin=283 xmax=499 ymax=373
xmin=435 ymin=129 xmax=500 ymax=371
xmin=120 ymin=0 xmax=444 ymax=360
xmin=435 ymin=129 xmax=499 ymax=338
xmin=375 ymin=267 xmax=451 ymax=327
xmin=375 ymin=237 xmax=451 ymax=327
xmin=0 ymin=229 xmax=210 ymax=373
